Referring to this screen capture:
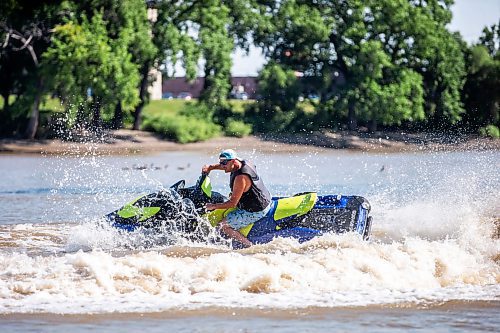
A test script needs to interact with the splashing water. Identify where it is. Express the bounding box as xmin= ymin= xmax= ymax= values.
xmin=0 ymin=149 xmax=498 ymax=314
